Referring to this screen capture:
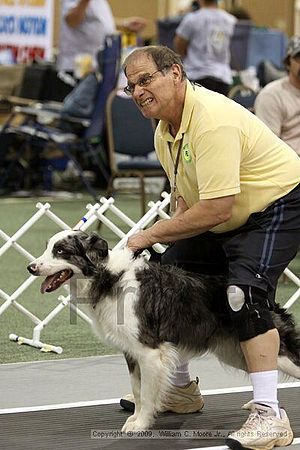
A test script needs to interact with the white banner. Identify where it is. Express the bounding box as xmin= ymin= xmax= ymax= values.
xmin=0 ymin=0 xmax=54 ymax=63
